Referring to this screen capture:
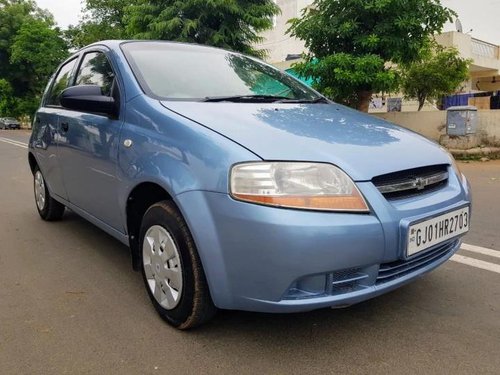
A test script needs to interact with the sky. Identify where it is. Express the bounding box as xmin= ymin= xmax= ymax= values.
xmin=441 ymin=0 xmax=500 ymax=43
xmin=34 ymin=0 xmax=500 ymax=44
xmin=35 ymin=0 xmax=82 ymax=28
